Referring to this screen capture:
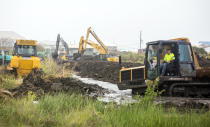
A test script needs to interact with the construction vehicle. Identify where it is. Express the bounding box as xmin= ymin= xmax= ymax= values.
xmin=118 ymin=38 xmax=210 ymax=97
xmin=74 ymin=27 xmax=119 ymax=62
xmin=0 ymin=50 xmax=12 ymax=65
xmin=52 ymin=34 xmax=71 ymax=63
xmin=10 ymin=40 xmax=40 ymax=76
